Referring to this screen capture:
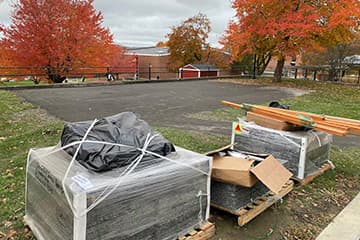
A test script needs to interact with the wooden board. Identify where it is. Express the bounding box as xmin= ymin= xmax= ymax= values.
xmin=246 ymin=112 xmax=303 ymax=131
xmin=177 ymin=222 xmax=215 ymax=240
xmin=292 ymin=162 xmax=334 ymax=186
xmin=211 ymin=180 xmax=294 ymax=226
